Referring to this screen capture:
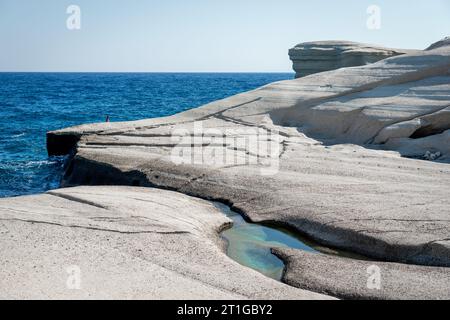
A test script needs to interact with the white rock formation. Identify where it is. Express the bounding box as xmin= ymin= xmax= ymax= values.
xmin=0 ymin=186 xmax=328 ymax=299
xmin=46 ymin=38 xmax=450 ymax=270
xmin=273 ymin=249 xmax=450 ymax=300
xmin=426 ymin=36 xmax=450 ymax=50
xmin=289 ymin=40 xmax=415 ymax=78
xmin=2 ymin=37 xmax=449 ymax=300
